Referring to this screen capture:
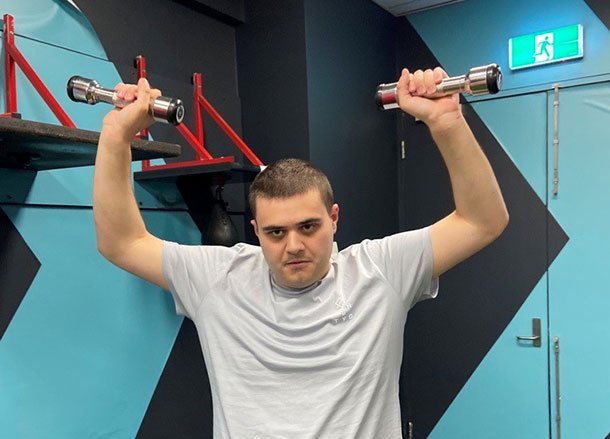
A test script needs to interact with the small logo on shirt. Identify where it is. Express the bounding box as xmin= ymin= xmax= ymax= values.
xmin=332 ymin=297 xmax=354 ymax=324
